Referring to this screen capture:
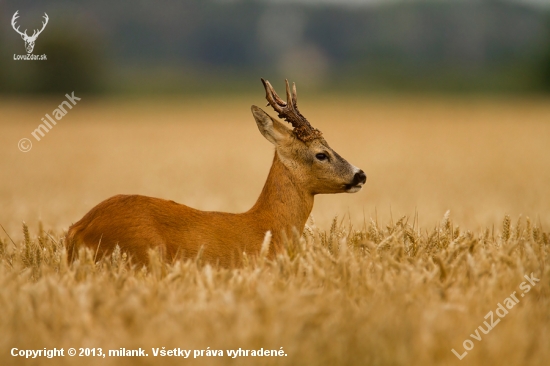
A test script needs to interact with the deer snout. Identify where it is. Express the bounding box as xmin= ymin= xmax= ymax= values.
xmin=352 ymin=170 xmax=366 ymax=185
xmin=345 ymin=169 xmax=366 ymax=193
